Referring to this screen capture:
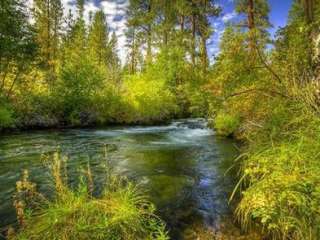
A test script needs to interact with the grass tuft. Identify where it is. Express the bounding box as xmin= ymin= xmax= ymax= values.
xmin=10 ymin=152 xmax=169 ymax=240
